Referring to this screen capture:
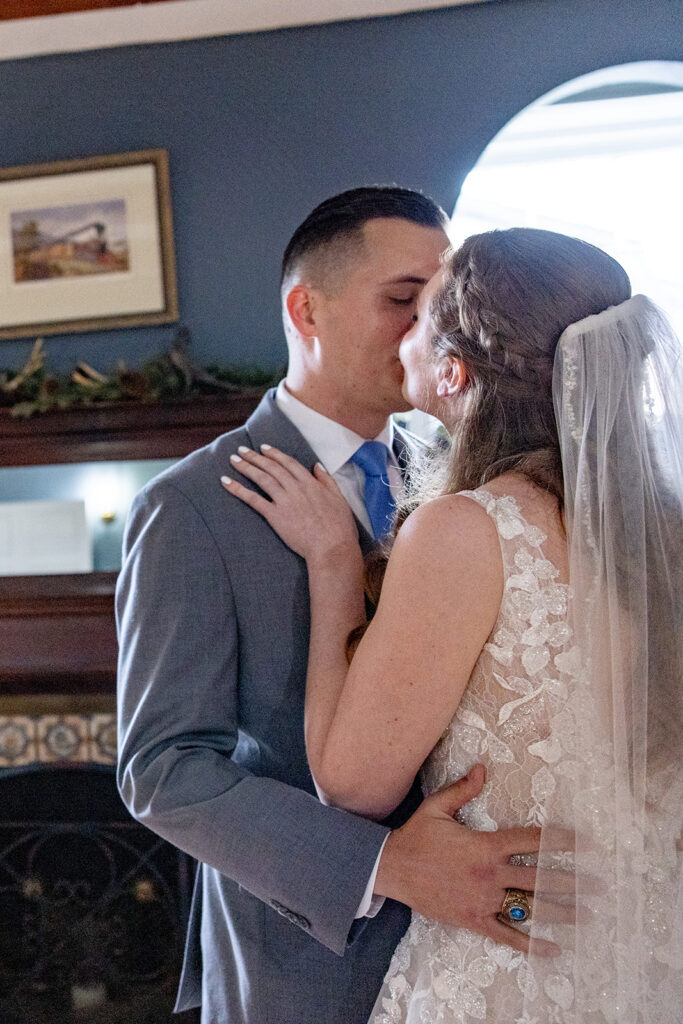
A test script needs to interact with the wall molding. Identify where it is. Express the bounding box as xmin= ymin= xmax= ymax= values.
xmin=0 ymin=0 xmax=489 ymax=63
